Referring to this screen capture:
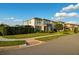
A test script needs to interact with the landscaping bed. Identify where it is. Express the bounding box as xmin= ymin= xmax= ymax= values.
xmin=0 ymin=40 xmax=25 ymax=47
